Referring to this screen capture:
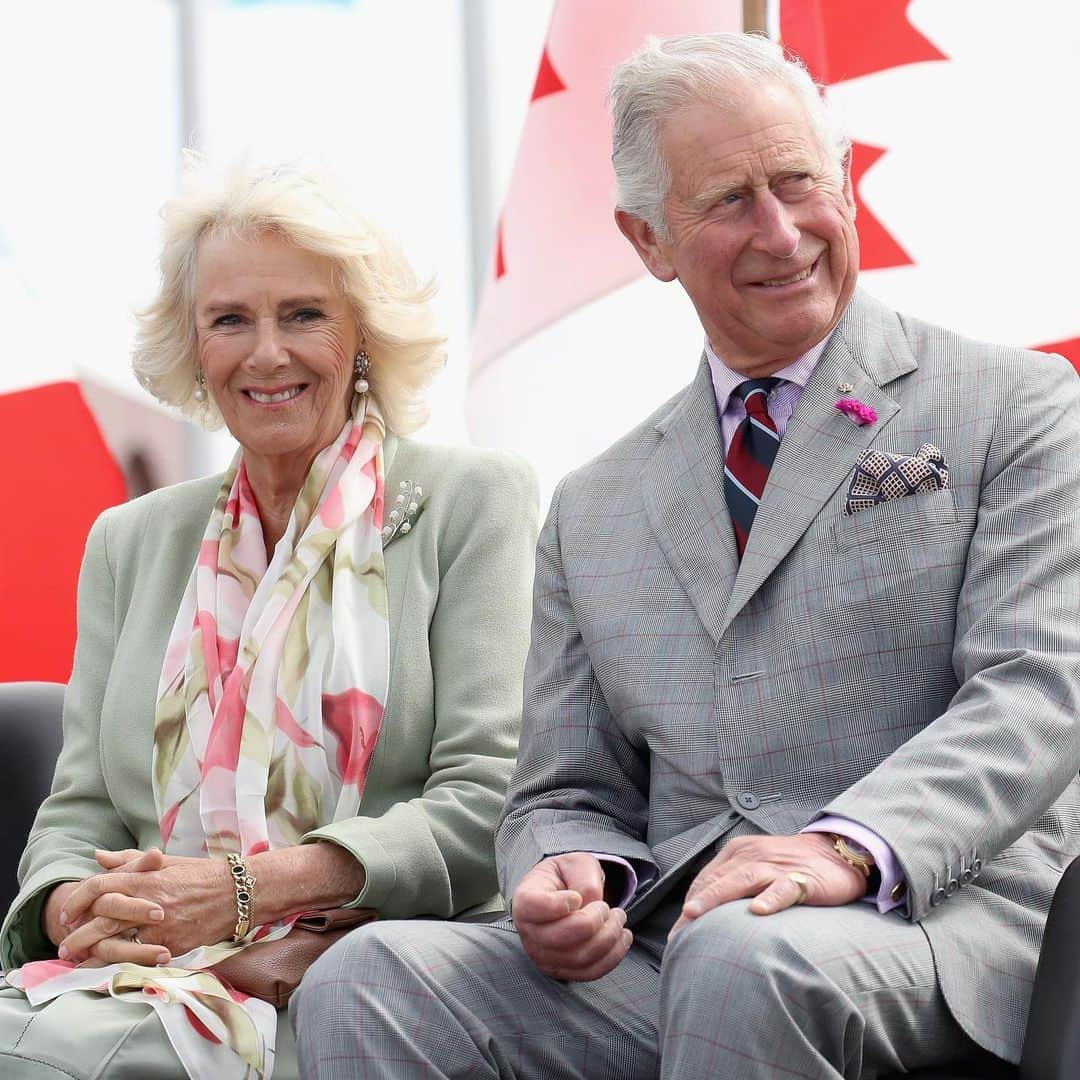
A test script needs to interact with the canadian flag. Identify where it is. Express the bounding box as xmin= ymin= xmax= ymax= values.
xmin=0 ymin=231 xmax=126 ymax=682
xmin=467 ymin=0 xmax=1080 ymax=501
